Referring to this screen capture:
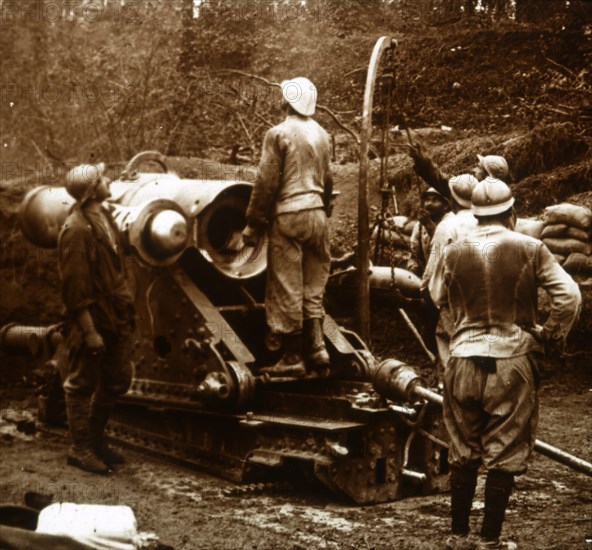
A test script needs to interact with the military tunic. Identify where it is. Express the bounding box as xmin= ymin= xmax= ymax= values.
xmin=58 ymin=206 xmax=135 ymax=398
xmin=431 ymin=225 xmax=581 ymax=473
xmin=246 ymin=114 xmax=333 ymax=334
